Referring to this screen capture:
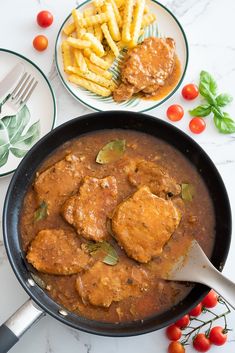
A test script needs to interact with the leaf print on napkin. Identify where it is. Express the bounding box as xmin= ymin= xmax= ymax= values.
xmin=0 ymin=106 xmax=40 ymax=167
